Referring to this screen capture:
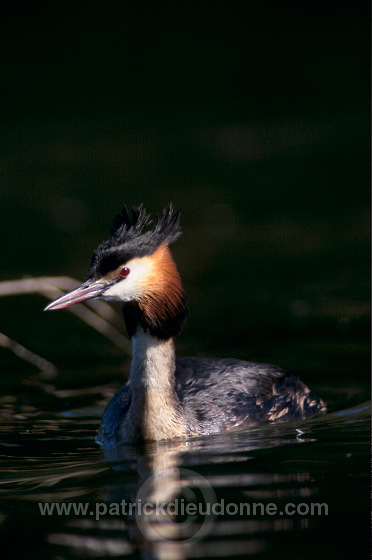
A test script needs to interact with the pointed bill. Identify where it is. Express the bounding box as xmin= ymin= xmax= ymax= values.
xmin=44 ymin=281 xmax=106 ymax=311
